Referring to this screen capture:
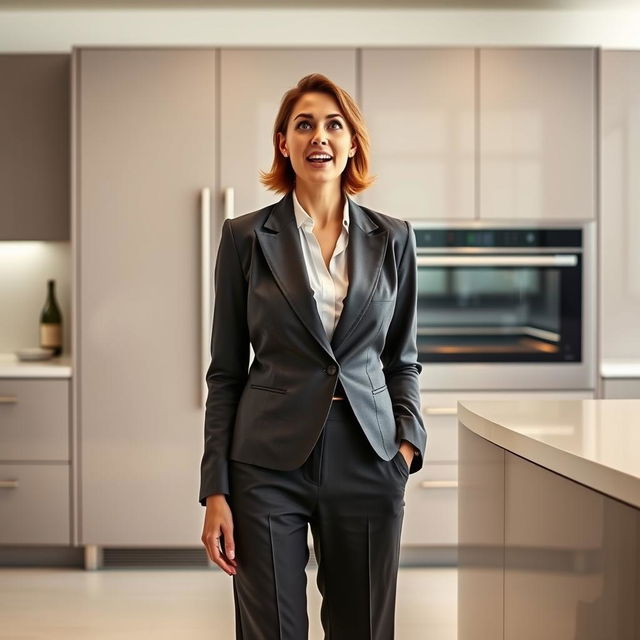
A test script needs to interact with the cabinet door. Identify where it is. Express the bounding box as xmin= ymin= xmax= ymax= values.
xmin=479 ymin=48 xmax=595 ymax=220
xmin=402 ymin=463 xmax=458 ymax=546
xmin=76 ymin=49 xmax=216 ymax=545
xmin=601 ymin=51 xmax=640 ymax=360
xmin=359 ymin=49 xmax=475 ymax=220
xmin=219 ymin=49 xmax=356 ymax=217
xmin=0 ymin=54 xmax=69 ymax=240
